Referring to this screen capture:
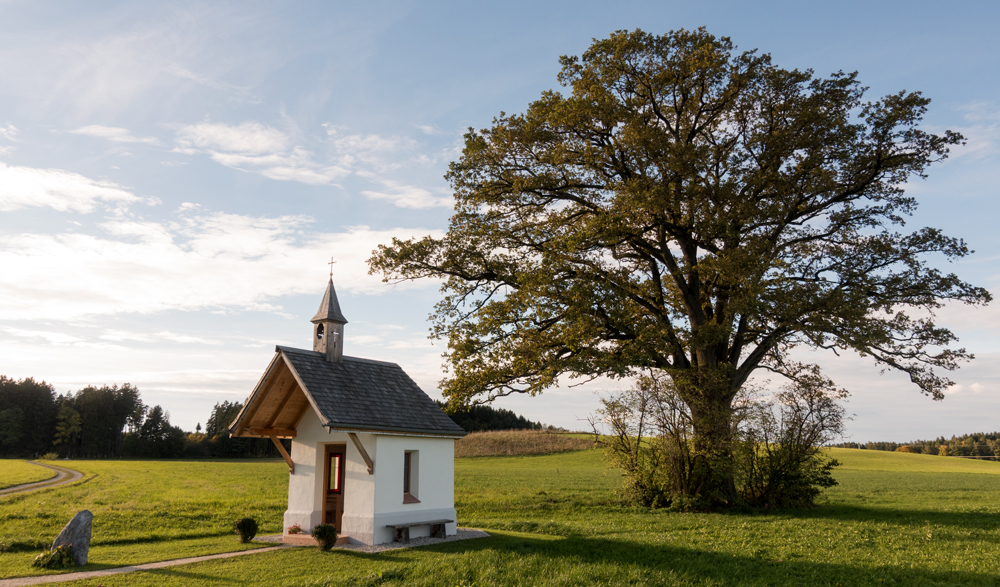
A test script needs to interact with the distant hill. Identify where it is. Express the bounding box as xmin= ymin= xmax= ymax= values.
xmin=834 ymin=431 xmax=1000 ymax=459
